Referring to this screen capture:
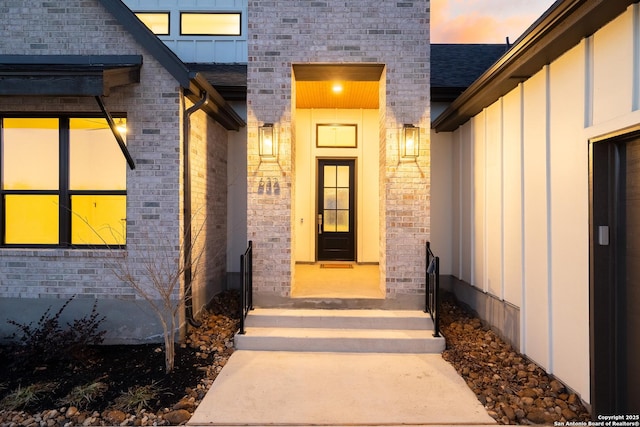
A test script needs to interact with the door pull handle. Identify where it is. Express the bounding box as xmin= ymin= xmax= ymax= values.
xmin=317 ymin=214 xmax=323 ymax=235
